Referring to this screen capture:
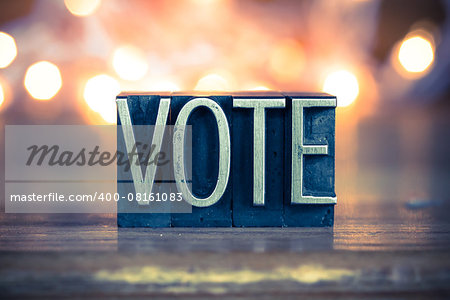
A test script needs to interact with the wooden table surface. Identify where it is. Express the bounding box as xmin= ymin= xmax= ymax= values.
xmin=1 ymin=199 xmax=450 ymax=299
